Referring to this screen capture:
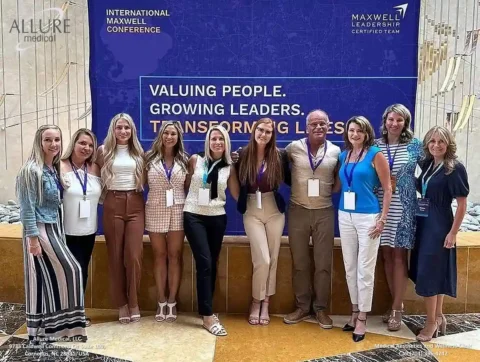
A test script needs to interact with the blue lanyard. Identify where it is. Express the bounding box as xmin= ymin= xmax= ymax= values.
xmin=69 ymin=160 xmax=88 ymax=199
xmin=343 ymin=149 xmax=365 ymax=191
xmin=46 ymin=166 xmax=63 ymax=200
xmin=256 ymin=160 xmax=266 ymax=189
xmin=163 ymin=161 xmax=174 ymax=182
xmin=421 ymin=161 xmax=443 ymax=198
xmin=386 ymin=142 xmax=399 ymax=172
xmin=202 ymin=159 xmax=222 ymax=186
xmin=306 ymin=139 xmax=328 ymax=173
